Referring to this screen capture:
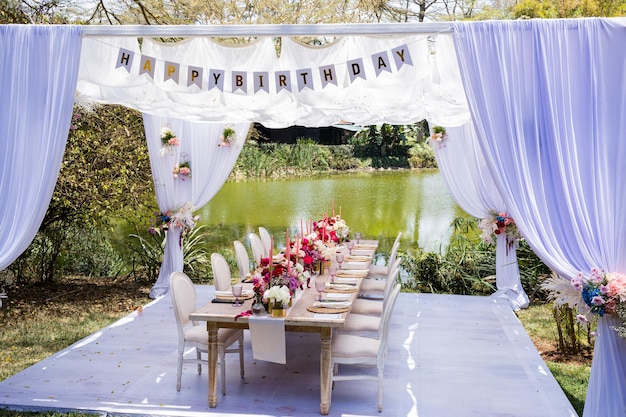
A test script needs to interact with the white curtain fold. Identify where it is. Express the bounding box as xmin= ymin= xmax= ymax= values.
xmin=452 ymin=18 xmax=626 ymax=416
xmin=0 ymin=25 xmax=82 ymax=269
xmin=76 ymin=34 xmax=470 ymax=128
xmin=433 ymin=122 xmax=528 ymax=309
xmin=143 ymin=114 xmax=250 ymax=298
